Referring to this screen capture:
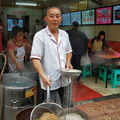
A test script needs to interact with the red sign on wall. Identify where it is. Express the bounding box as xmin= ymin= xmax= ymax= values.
xmin=12 ymin=11 xmax=26 ymax=15
xmin=96 ymin=7 xmax=112 ymax=24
